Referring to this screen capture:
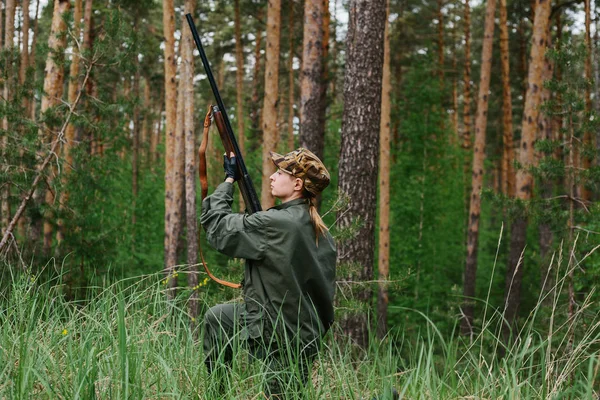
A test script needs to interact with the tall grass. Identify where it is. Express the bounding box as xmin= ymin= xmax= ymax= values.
xmin=0 ymin=242 xmax=598 ymax=399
